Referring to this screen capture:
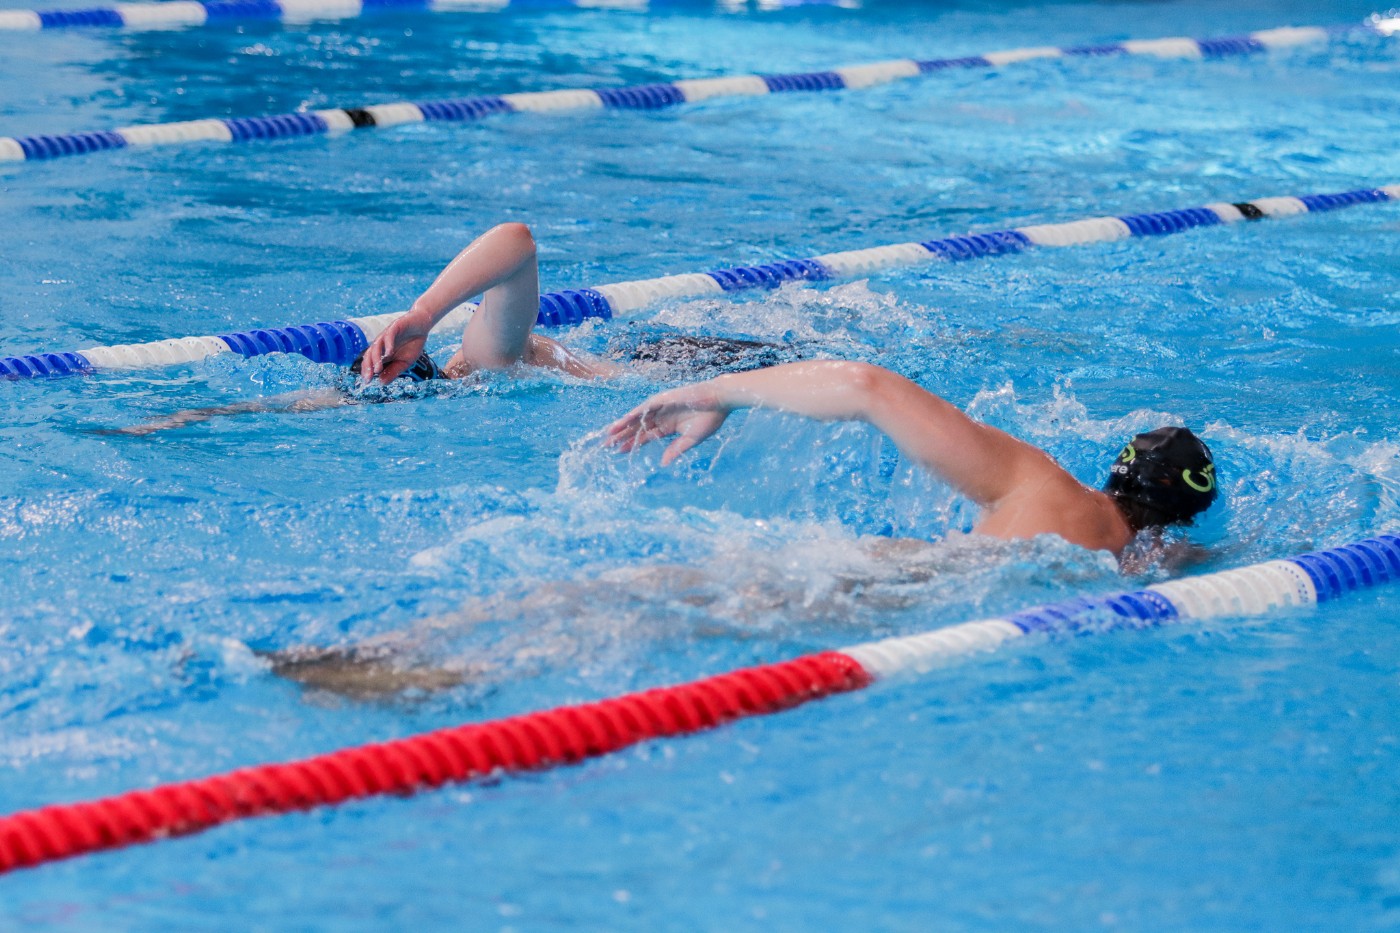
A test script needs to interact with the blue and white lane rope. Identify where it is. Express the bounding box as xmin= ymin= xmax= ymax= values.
xmin=842 ymin=533 xmax=1400 ymax=677
xmin=4 ymin=19 xmax=1396 ymax=164
xmin=2 ymin=183 xmax=1395 ymax=380
xmin=0 ymin=0 xmax=848 ymax=32
xmin=0 ymin=0 xmax=646 ymax=33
